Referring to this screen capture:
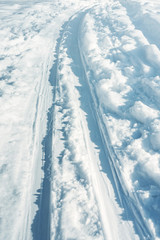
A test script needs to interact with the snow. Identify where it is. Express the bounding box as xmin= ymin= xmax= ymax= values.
xmin=81 ymin=1 xmax=160 ymax=238
xmin=1 ymin=0 xmax=160 ymax=239
xmin=130 ymin=101 xmax=159 ymax=124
